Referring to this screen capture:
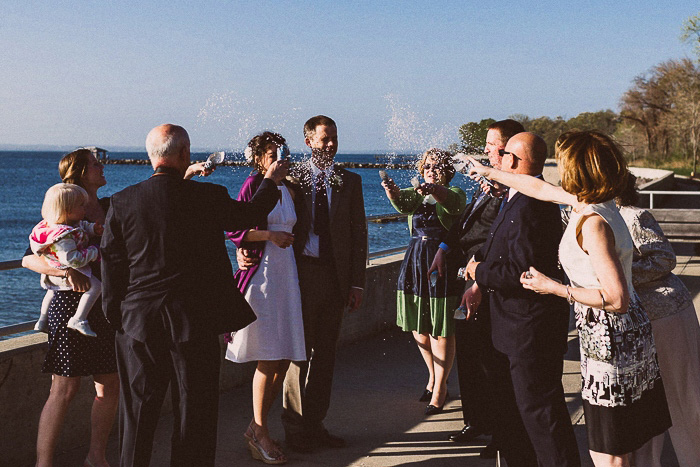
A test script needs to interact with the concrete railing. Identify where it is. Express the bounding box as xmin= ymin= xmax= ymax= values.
xmin=0 ymin=253 xmax=404 ymax=467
